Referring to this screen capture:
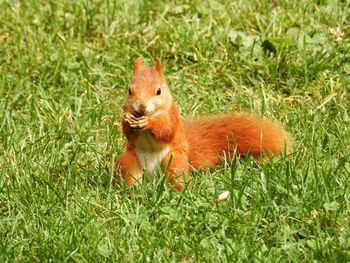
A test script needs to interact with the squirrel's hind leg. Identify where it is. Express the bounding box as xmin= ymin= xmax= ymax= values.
xmin=163 ymin=150 xmax=191 ymax=191
xmin=115 ymin=148 xmax=142 ymax=188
